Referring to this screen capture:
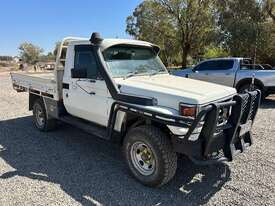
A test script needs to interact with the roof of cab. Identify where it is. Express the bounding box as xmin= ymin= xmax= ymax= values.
xmin=67 ymin=38 xmax=160 ymax=52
